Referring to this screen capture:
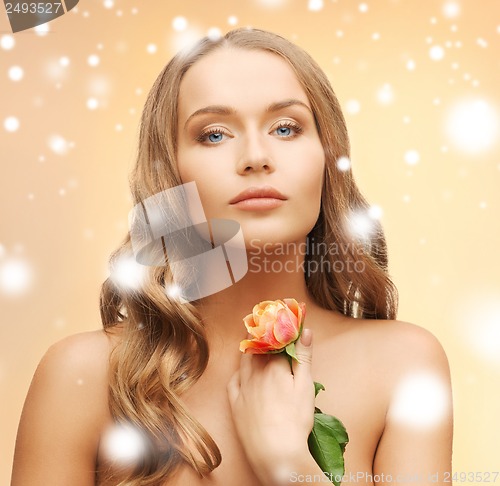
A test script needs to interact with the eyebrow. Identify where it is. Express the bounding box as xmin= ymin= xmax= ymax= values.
xmin=183 ymin=98 xmax=313 ymax=129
